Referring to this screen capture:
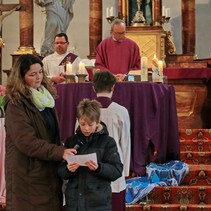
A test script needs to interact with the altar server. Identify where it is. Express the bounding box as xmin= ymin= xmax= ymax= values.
xmin=93 ymin=70 xmax=131 ymax=211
